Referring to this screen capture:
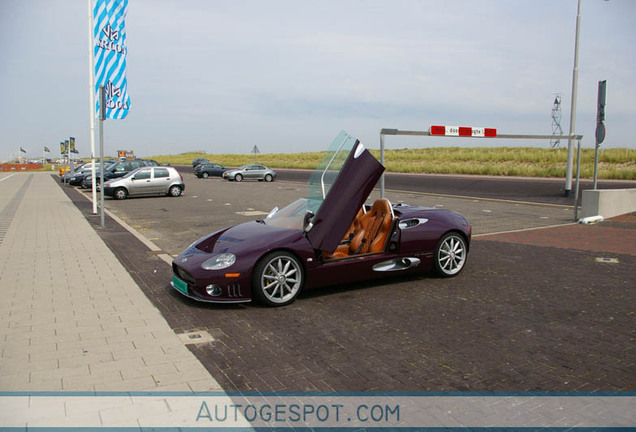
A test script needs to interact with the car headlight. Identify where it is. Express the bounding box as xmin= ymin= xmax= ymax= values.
xmin=201 ymin=253 xmax=236 ymax=270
